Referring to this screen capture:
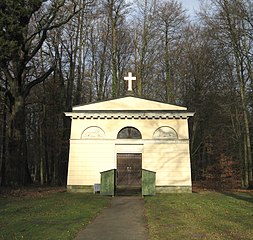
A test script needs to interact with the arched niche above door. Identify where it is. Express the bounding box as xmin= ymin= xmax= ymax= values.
xmin=117 ymin=127 xmax=142 ymax=139
xmin=153 ymin=126 xmax=178 ymax=140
